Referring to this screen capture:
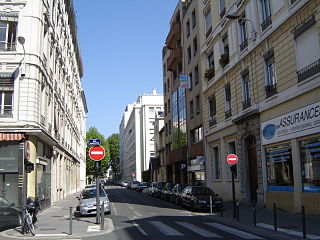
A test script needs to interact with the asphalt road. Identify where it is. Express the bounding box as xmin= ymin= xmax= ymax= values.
xmin=85 ymin=185 xmax=281 ymax=240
